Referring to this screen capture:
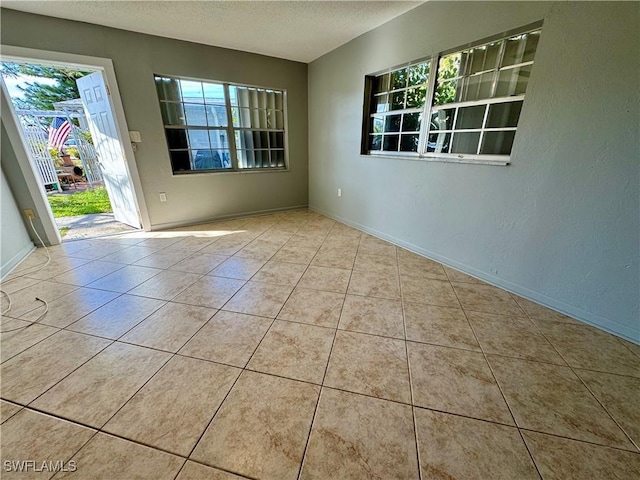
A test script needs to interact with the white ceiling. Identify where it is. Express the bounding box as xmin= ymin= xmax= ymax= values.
xmin=2 ymin=1 xmax=424 ymax=63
